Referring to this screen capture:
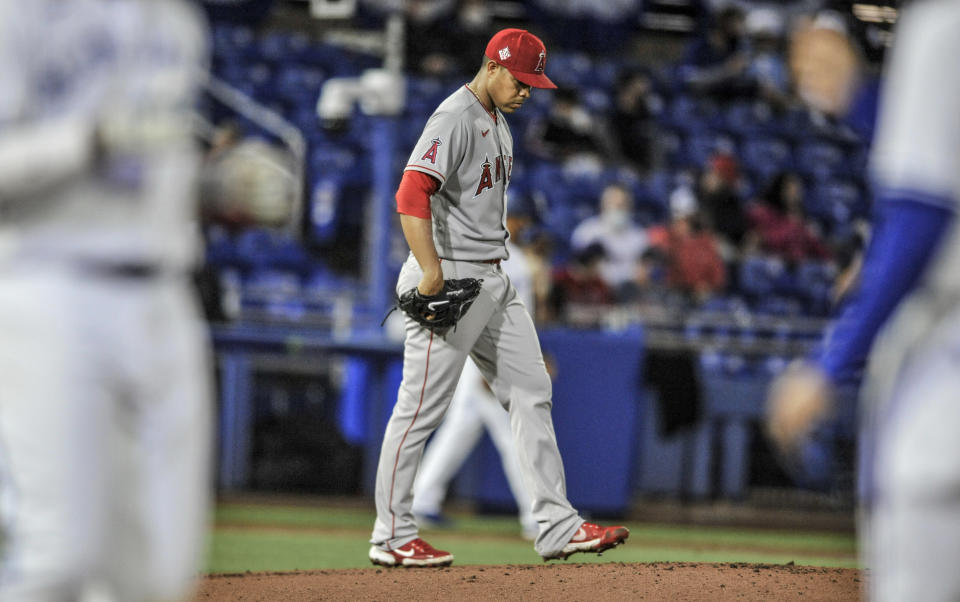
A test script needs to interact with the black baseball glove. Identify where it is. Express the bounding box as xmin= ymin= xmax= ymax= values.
xmin=397 ymin=278 xmax=483 ymax=335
